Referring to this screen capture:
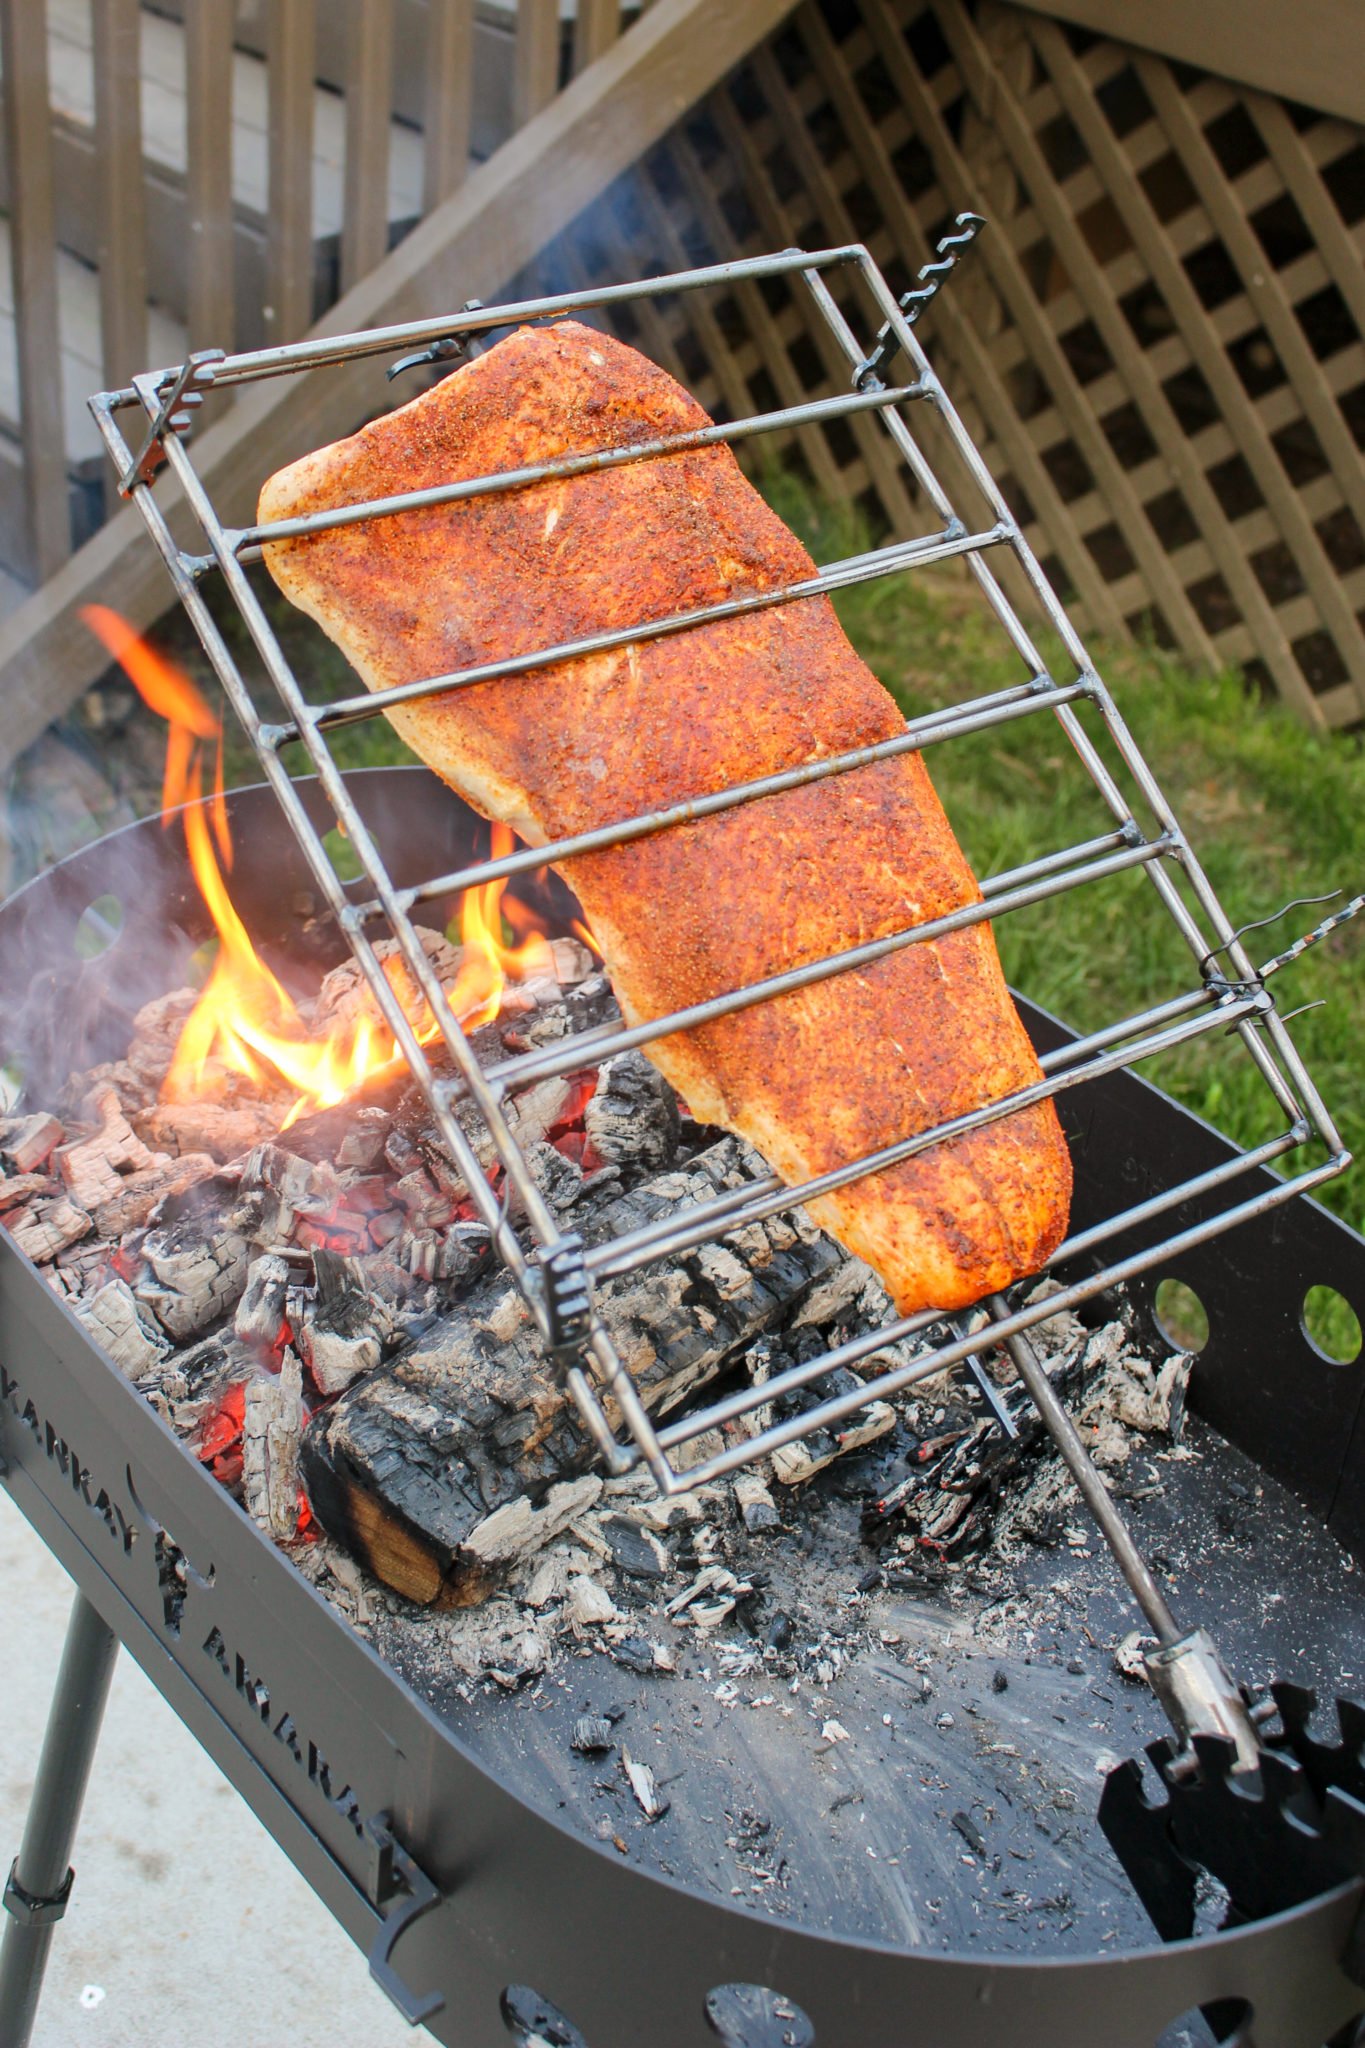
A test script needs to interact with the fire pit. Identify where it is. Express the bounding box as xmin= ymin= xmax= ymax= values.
xmin=3 ymin=235 xmax=1365 ymax=2046
xmin=3 ymin=769 xmax=1365 ymax=2046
